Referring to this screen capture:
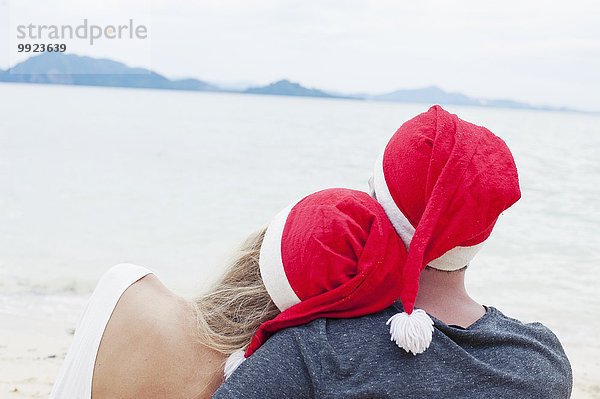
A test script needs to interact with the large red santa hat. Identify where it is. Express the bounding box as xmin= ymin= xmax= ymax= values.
xmin=371 ymin=105 xmax=521 ymax=355
xmin=225 ymin=188 xmax=408 ymax=379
